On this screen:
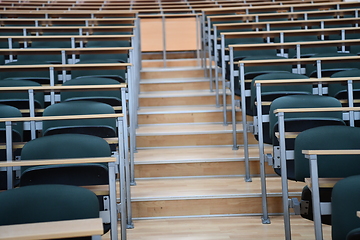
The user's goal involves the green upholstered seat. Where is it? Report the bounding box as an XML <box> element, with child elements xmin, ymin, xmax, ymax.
<box><xmin>42</xmin><ymin>101</ymin><xmax>116</xmax><ymax>138</ymax></box>
<box><xmin>0</xmin><ymin>104</ymin><xmax>23</xmax><ymax>190</ymax></box>
<box><xmin>332</xmin><ymin>175</ymin><xmax>360</xmax><ymax>240</ymax></box>
<box><xmin>328</xmin><ymin>68</ymin><xmax>360</xmax><ymax>106</ymax></box>
<box><xmin>1</xmin><ymin>61</ymin><xmax>53</xmax><ymax>84</ymax></box>
<box><xmin>251</xmin><ymin>72</ymin><xmax>312</xmax><ymax>144</ymax></box>
<box><xmin>0</xmin><ymin>79</ymin><xmax>44</xmax><ymax>110</ymax></box>
<box><xmin>19</xmin><ymin>133</ymin><xmax>112</xmax><ymax>233</ymax></box>
<box><xmin>269</xmin><ymin>95</ymin><xmax>345</xmax><ymax>180</ymax></box>
<box><xmin>70</xmin><ymin>59</ymin><xmax>126</xmax><ymax>83</ymax></box>
<box><xmin>61</xmin><ymin>77</ymin><xmax>122</xmax><ymax>106</ymax></box>
<box><xmin>20</xmin><ymin>133</ymin><xmax>111</xmax><ymax>186</ymax></box>
<box><xmin>295</xmin><ymin>125</ymin><xmax>360</xmax><ymax>226</ymax></box>
<box><xmin>306</xmin><ymin>52</ymin><xmax>359</xmax><ymax>78</ymax></box>
<box><xmin>294</xmin><ymin>125</ymin><xmax>360</xmax><ymax>181</ymax></box>
<box><xmin>0</xmin><ymin>184</ymin><xmax>99</xmax><ymax>240</ymax></box>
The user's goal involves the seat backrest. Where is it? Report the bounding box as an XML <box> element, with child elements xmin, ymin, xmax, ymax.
<box><xmin>1</xmin><ymin>61</ymin><xmax>53</xmax><ymax>84</ymax></box>
<box><xmin>0</xmin><ymin>104</ymin><xmax>23</xmax><ymax>143</ymax></box>
<box><xmin>70</xmin><ymin>59</ymin><xmax>126</xmax><ymax>82</ymax></box>
<box><xmin>61</xmin><ymin>77</ymin><xmax>121</xmax><ymax>106</ymax></box>
<box><xmin>0</xmin><ymin>184</ymin><xmax>99</xmax><ymax>225</ymax></box>
<box><xmin>306</xmin><ymin>52</ymin><xmax>359</xmax><ymax>77</ymax></box>
<box><xmin>251</xmin><ymin>72</ymin><xmax>313</xmax><ymax>145</ymax></box>
<box><xmin>0</xmin><ymin>104</ymin><xmax>23</xmax><ymax>190</ymax></box>
<box><xmin>0</xmin><ymin>79</ymin><xmax>44</xmax><ymax>109</ymax></box>
<box><xmin>294</xmin><ymin>125</ymin><xmax>360</xmax><ymax>182</ymax></box>
<box><xmin>42</xmin><ymin>100</ymin><xmax>116</xmax><ymax>138</ymax></box>
<box><xmin>269</xmin><ymin>95</ymin><xmax>345</xmax><ymax>147</ymax></box>
<box><xmin>285</xmin><ymin>35</ymin><xmax>338</xmax><ymax>58</ymax></box>
<box><xmin>20</xmin><ymin>133</ymin><xmax>111</xmax><ymax>186</ymax></box>
<box><xmin>225</xmin><ymin>55</ymin><xmax>292</xmax><ymax>83</ymax></box>
<box><xmin>242</xmin><ymin>55</ymin><xmax>293</xmax><ymax>78</ymax></box>
<box><xmin>16</xmin><ymin>40</ymin><xmax>71</xmax><ymax>63</ymax></box>
<box><xmin>332</xmin><ymin>175</ymin><xmax>360</xmax><ymax>240</ymax></box>
<box><xmin>328</xmin><ymin>68</ymin><xmax>360</xmax><ymax>102</ymax></box>
<box><xmin>250</xmin><ymin>72</ymin><xmax>312</xmax><ymax>114</ymax></box>
<box><xmin>81</xmin><ymin>40</ymin><xmax>130</xmax><ymax>62</ymax></box>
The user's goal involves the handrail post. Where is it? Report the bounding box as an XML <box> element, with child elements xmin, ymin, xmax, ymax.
<box><xmin>278</xmin><ymin>111</ymin><xmax>291</xmax><ymax>239</ymax></box>
<box><xmin>256</xmin><ymin>82</ymin><xmax>270</xmax><ymax>224</ymax></box>
<box><xmin>6</xmin><ymin>121</ymin><xmax>13</xmax><ymax>190</ymax></box>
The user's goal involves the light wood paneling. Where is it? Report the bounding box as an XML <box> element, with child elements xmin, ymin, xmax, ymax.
<box><xmin>132</xmin><ymin>196</ymin><xmax>287</xmax><ymax>218</ymax></box>
<box><xmin>142</xmin><ymin>51</ymin><xmax>198</xmax><ymax>60</ymax></box>
<box><xmin>165</xmin><ymin>17</ymin><xmax>199</xmax><ymax>51</ymax></box>
<box><xmin>138</xmin><ymin>111</ymin><xmax>232</xmax><ymax>124</ymax></box>
<box><xmin>140</xmin><ymin>80</ymin><xmax>210</xmax><ymax>92</ymax></box>
<box><xmin>140</xmin><ymin>18</ymin><xmax>163</xmax><ymax>52</ymax></box>
<box><xmin>139</xmin><ymin>95</ymin><xmax>231</xmax><ymax>107</ymax></box>
<box><xmin>136</xmin><ymin>132</ymin><xmax>258</xmax><ymax>147</ymax></box>
<box><xmin>140</xmin><ymin>17</ymin><xmax>198</xmax><ymax>52</ymax></box>
<box><xmin>142</xmin><ymin>59</ymin><xmax>201</xmax><ymax>68</ymax></box>
<box><xmin>135</xmin><ymin>161</ymin><xmax>275</xmax><ymax>178</ymax></box>
<box><xmin>134</xmin><ymin>146</ymin><xmax>270</xmax><ymax>164</ymax></box>
<box><xmin>132</xmin><ymin>177</ymin><xmax>303</xmax><ymax>200</ymax></box>
<box><xmin>140</xmin><ymin>69</ymin><xmax>205</xmax><ymax>79</ymax></box>
<box><xmin>116</xmin><ymin>216</ymin><xmax>331</xmax><ymax>240</ymax></box>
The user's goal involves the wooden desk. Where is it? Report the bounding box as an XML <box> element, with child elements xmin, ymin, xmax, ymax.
<box><xmin>305</xmin><ymin>177</ymin><xmax>343</xmax><ymax>189</ymax></box>
<box><xmin>0</xmin><ymin>218</ymin><xmax>103</xmax><ymax>240</ymax></box>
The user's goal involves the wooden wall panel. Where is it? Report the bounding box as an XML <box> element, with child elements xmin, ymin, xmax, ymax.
<box><xmin>140</xmin><ymin>18</ymin><xmax>163</xmax><ymax>52</ymax></box>
<box><xmin>140</xmin><ymin>17</ymin><xmax>199</xmax><ymax>52</ymax></box>
<box><xmin>165</xmin><ymin>17</ymin><xmax>198</xmax><ymax>51</ymax></box>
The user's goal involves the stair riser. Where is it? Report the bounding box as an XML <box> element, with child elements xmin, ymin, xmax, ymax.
<box><xmin>140</xmin><ymin>81</ymin><xmax>214</xmax><ymax>92</ymax></box>
<box><xmin>142</xmin><ymin>59</ymin><xmax>202</xmax><ymax>68</ymax></box>
<box><xmin>142</xmin><ymin>52</ymin><xmax>198</xmax><ymax>60</ymax></box>
<box><xmin>132</xmin><ymin>196</ymin><xmax>298</xmax><ymax>218</ymax></box>
<box><xmin>138</xmin><ymin>111</ymin><xmax>248</xmax><ymax>124</ymax></box>
<box><xmin>139</xmin><ymin>95</ymin><xmax>231</xmax><ymax>107</ymax></box>
<box><xmin>136</xmin><ymin>133</ymin><xmax>258</xmax><ymax>148</ymax></box>
<box><xmin>141</xmin><ymin>69</ymin><xmax>206</xmax><ymax>79</ymax></box>
<box><xmin>135</xmin><ymin>161</ymin><xmax>275</xmax><ymax>178</ymax></box>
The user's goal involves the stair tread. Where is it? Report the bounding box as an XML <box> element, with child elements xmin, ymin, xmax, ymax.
<box><xmin>140</xmin><ymin>77</ymin><xmax>209</xmax><ymax>84</ymax></box>
<box><xmin>135</xmin><ymin>146</ymin><xmax>271</xmax><ymax>164</ymax></box>
<box><xmin>139</xmin><ymin>89</ymin><xmax>221</xmax><ymax>98</ymax></box>
<box><xmin>136</xmin><ymin>123</ymin><xmax>243</xmax><ymax>135</ymax></box>
<box><xmin>131</xmin><ymin>177</ymin><xmax>304</xmax><ymax>200</ymax></box>
<box><xmin>141</xmin><ymin>66</ymin><xmax>203</xmax><ymax>72</ymax></box>
<box><xmin>124</xmin><ymin>216</ymin><xmax>331</xmax><ymax>240</ymax></box>
<box><xmin>138</xmin><ymin>105</ymin><xmax>230</xmax><ymax>114</ymax></box>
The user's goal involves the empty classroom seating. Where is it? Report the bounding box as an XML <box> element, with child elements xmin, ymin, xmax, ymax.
<box><xmin>2</xmin><ymin>1</ymin><xmax>360</xmax><ymax>240</ymax></box>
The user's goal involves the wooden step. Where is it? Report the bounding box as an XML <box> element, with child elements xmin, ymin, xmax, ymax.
<box><xmin>142</xmin><ymin>59</ymin><xmax>202</xmax><ymax>68</ymax></box>
<box><xmin>140</xmin><ymin>78</ymin><xmax>212</xmax><ymax>92</ymax></box>
<box><xmin>141</xmin><ymin>51</ymin><xmax>198</xmax><ymax>60</ymax></box>
<box><xmin>138</xmin><ymin>90</ymin><xmax>231</xmax><ymax>107</ymax></box>
<box><xmin>141</xmin><ymin>67</ymin><xmax>206</xmax><ymax>79</ymax></box>
<box><xmin>136</xmin><ymin>123</ymin><xmax>258</xmax><ymax>148</ymax></box>
<box><xmin>131</xmin><ymin>176</ymin><xmax>304</xmax><ymax>218</ymax></box>
<box><xmin>134</xmin><ymin>146</ymin><xmax>275</xmax><ymax>178</ymax></box>
<box><xmin>103</xmin><ymin>215</ymin><xmax>332</xmax><ymax>240</ymax></box>
<box><xmin>137</xmin><ymin>106</ymin><xmax>249</xmax><ymax>125</ymax></box>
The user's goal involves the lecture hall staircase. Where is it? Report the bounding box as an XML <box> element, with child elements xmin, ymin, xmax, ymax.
<box><xmin>130</xmin><ymin>52</ymin><xmax>305</xmax><ymax>221</ymax></box>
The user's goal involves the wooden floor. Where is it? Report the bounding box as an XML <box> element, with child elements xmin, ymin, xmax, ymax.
<box><xmin>102</xmin><ymin>215</ymin><xmax>331</xmax><ymax>240</ymax></box>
